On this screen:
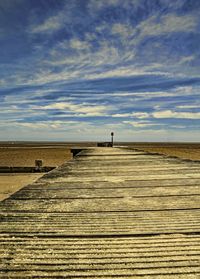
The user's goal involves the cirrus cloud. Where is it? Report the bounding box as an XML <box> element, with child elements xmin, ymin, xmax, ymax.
<box><xmin>153</xmin><ymin>110</ymin><xmax>200</xmax><ymax>119</ymax></box>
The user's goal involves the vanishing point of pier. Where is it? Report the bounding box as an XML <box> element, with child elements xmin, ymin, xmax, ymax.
<box><xmin>0</xmin><ymin>147</ymin><xmax>200</xmax><ymax>278</ymax></box>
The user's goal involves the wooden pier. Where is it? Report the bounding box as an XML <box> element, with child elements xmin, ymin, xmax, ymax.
<box><xmin>0</xmin><ymin>147</ymin><xmax>200</xmax><ymax>278</ymax></box>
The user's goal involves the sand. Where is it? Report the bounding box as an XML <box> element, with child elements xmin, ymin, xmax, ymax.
<box><xmin>0</xmin><ymin>146</ymin><xmax>73</xmax><ymax>201</ymax></box>
<box><xmin>0</xmin><ymin>173</ymin><xmax>43</xmax><ymax>201</ymax></box>
<box><xmin>0</xmin><ymin>147</ymin><xmax>72</xmax><ymax>167</ymax></box>
<box><xmin>131</xmin><ymin>143</ymin><xmax>200</xmax><ymax>160</ymax></box>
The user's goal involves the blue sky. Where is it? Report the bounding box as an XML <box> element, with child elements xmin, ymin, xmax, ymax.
<box><xmin>0</xmin><ymin>0</ymin><xmax>200</xmax><ymax>141</ymax></box>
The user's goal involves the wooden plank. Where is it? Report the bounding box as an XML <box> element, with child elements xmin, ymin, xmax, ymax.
<box><xmin>11</xmin><ymin>185</ymin><xmax>200</xmax><ymax>199</ymax></box>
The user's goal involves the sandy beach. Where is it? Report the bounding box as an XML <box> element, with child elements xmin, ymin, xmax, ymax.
<box><xmin>0</xmin><ymin>145</ymin><xmax>73</xmax><ymax>201</ymax></box>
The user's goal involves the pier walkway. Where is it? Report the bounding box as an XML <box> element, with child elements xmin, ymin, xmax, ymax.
<box><xmin>1</xmin><ymin>147</ymin><xmax>200</xmax><ymax>278</ymax></box>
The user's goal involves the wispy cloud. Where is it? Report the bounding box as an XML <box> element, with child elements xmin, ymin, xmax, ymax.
<box><xmin>16</xmin><ymin>120</ymin><xmax>81</xmax><ymax>129</ymax></box>
<box><xmin>112</xmin><ymin>112</ymin><xmax>149</xmax><ymax>118</ymax></box>
<box><xmin>111</xmin><ymin>23</ymin><xmax>134</xmax><ymax>39</ymax></box>
<box><xmin>138</xmin><ymin>14</ymin><xmax>197</xmax><ymax>39</ymax></box>
<box><xmin>177</xmin><ymin>105</ymin><xmax>200</xmax><ymax>109</ymax></box>
<box><xmin>33</xmin><ymin>102</ymin><xmax>111</xmax><ymax>117</ymax></box>
<box><xmin>30</xmin><ymin>15</ymin><xmax>63</xmax><ymax>34</ymax></box>
<box><xmin>123</xmin><ymin>120</ymin><xmax>165</xmax><ymax>128</ymax></box>
<box><xmin>70</xmin><ymin>39</ymin><xmax>91</xmax><ymax>51</ymax></box>
<box><xmin>153</xmin><ymin>110</ymin><xmax>200</xmax><ymax>119</ymax></box>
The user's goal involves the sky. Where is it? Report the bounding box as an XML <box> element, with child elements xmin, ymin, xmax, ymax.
<box><xmin>0</xmin><ymin>0</ymin><xmax>200</xmax><ymax>142</ymax></box>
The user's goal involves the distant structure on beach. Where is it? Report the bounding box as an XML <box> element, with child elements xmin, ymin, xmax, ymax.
<box><xmin>97</xmin><ymin>142</ymin><xmax>112</xmax><ymax>147</ymax></box>
<box><xmin>97</xmin><ymin>132</ymin><xmax>114</xmax><ymax>147</ymax></box>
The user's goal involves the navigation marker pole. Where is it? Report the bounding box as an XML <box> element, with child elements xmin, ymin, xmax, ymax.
<box><xmin>111</xmin><ymin>132</ymin><xmax>114</xmax><ymax>147</ymax></box>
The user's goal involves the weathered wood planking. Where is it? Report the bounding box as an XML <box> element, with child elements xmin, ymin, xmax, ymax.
<box><xmin>0</xmin><ymin>147</ymin><xmax>200</xmax><ymax>278</ymax></box>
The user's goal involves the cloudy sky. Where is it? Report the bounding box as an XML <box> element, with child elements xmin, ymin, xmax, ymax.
<box><xmin>0</xmin><ymin>0</ymin><xmax>200</xmax><ymax>141</ymax></box>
